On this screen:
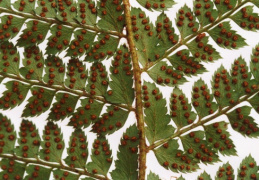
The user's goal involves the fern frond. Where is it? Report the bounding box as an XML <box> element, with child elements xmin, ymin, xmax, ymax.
<box><xmin>0</xmin><ymin>114</ymin><xmax>140</xmax><ymax>180</ymax></box>
<box><xmin>146</xmin><ymin>44</ymin><xmax>259</xmax><ymax>174</ymax></box>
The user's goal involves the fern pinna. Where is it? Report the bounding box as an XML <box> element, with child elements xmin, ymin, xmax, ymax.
<box><xmin>0</xmin><ymin>0</ymin><xmax>258</xmax><ymax>179</ymax></box>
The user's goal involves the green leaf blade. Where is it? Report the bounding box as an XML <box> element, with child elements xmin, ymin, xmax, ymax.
<box><xmin>209</xmin><ymin>21</ymin><xmax>247</xmax><ymax>49</ymax></box>
<box><xmin>176</xmin><ymin>5</ymin><xmax>199</xmax><ymax>39</ymax></box>
<box><xmin>226</xmin><ymin>106</ymin><xmax>259</xmax><ymax>137</ymax></box>
<box><xmin>192</xmin><ymin>79</ymin><xmax>218</xmax><ymax>118</ymax></box>
<box><xmin>65</xmin><ymin>129</ymin><xmax>88</xmax><ymax>169</ymax></box>
<box><xmin>136</xmin><ymin>0</ymin><xmax>175</xmax><ymax>11</ymax></box>
<box><xmin>147</xmin><ymin>172</ymin><xmax>161</xmax><ymax>180</ymax></box>
<box><xmin>65</xmin><ymin>59</ymin><xmax>88</xmax><ymax>90</ymax></box>
<box><xmin>97</xmin><ymin>0</ymin><xmax>125</xmax><ymax>32</ymax></box>
<box><xmin>86</xmin><ymin>137</ymin><xmax>112</xmax><ymax>176</ymax></box>
<box><xmin>231</xmin><ymin>6</ymin><xmax>259</xmax><ymax>32</ymax></box>
<box><xmin>39</xmin><ymin>122</ymin><xmax>65</xmax><ymax>163</ymax></box>
<box><xmin>154</xmin><ymin>139</ymin><xmax>199</xmax><ymax>173</ymax></box>
<box><xmin>0</xmin><ymin>15</ymin><xmax>24</xmax><ymax>41</ymax></box>
<box><xmin>68</xmin><ymin>98</ymin><xmax>104</xmax><ymax>129</ymax></box>
<box><xmin>187</xmin><ymin>35</ymin><xmax>221</xmax><ymax>62</ymax></box>
<box><xmin>43</xmin><ymin>55</ymin><xmax>66</xmax><ymax>86</ymax></box>
<box><xmin>17</xmin><ymin>20</ymin><xmax>50</xmax><ymax>47</ymax></box>
<box><xmin>0</xmin><ymin>114</ymin><xmax>16</xmax><ymax>154</ymax></box>
<box><xmin>0</xmin><ymin>159</ymin><xmax>25</xmax><ymax>180</ymax></box>
<box><xmin>15</xmin><ymin>120</ymin><xmax>41</xmax><ymax>159</ymax></box>
<box><xmin>250</xmin><ymin>43</ymin><xmax>259</xmax><ymax>82</ymax></box>
<box><xmin>147</xmin><ymin>61</ymin><xmax>187</xmax><ymax>87</ymax></box>
<box><xmin>22</xmin><ymin>87</ymin><xmax>56</xmax><ymax>118</ymax></box>
<box><xmin>143</xmin><ymin>82</ymin><xmax>175</xmax><ymax>144</ymax></box>
<box><xmin>24</xmin><ymin>164</ymin><xmax>51</xmax><ymax>180</ymax></box>
<box><xmin>105</xmin><ymin>45</ymin><xmax>134</xmax><ymax>105</ymax></box>
<box><xmin>0</xmin><ymin>42</ymin><xmax>20</xmax><ymax>76</ymax></box>
<box><xmin>0</xmin><ymin>81</ymin><xmax>30</xmax><ymax>110</ymax></box>
<box><xmin>237</xmin><ymin>155</ymin><xmax>259</xmax><ymax>180</ymax></box>
<box><xmin>92</xmin><ymin>106</ymin><xmax>130</xmax><ymax>135</ymax></box>
<box><xmin>204</xmin><ymin>121</ymin><xmax>237</xmax><ymax>156</ymax></box>
<box><xmin>111</xmin><ymin>125</ymin><xmax>139</xmax><ymax>180</ymax></box>
<box><xmin>48</xmin><ymin>93</ymin><xmax>79</xmax><ymax>121</ymax></box>
<box><xmin>170</xmin><ymin>87</ymin><xmax>197</xmax><ymax>128</ymax></box>
<box><xmin>215</xmin><ymin>162</ymin><xmax>235</xmax><ymax>180</ymax></box>
<box><xmin>20</xmin><ymin>46</ymin><xmax>44</xmax><ymax>81</ymax></box>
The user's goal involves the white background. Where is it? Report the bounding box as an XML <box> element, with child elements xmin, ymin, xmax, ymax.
<box><xmin>1</xmin><ymin>0</ymin><xmax>259</xmax><ymax>179</ymax></box>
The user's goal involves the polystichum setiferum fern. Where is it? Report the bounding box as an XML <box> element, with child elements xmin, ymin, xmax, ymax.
<box><xmin>0</xmin><ymin>0</ymin><xmax>258</xmax><ymax>179</ymax></box>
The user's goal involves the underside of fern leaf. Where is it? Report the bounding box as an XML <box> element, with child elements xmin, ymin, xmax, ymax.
<box><xmin>0</xmin><ymin>0</ymin><xmax>258</xmax><ymax>179</ymax></box>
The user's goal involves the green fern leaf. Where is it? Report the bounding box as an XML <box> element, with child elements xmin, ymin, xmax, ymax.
<box><xmin>66</xmin><ymin>29</ymin><xmax>96</xmax><ymax>57</ymax></box>
<box><xmin>231</xmin><ymin>6</ymin><xmax>259</xmax><ymax>31</ymax></box>
<box><xmin>86</xmin><ymin>137</ymin><xmax>112</xmax><ymax>176</ymax></box>
<box><xmin>86</xmin><ymin>62</ymin><xmax>109</xmax><ymax>96</ymax></box>
<box><xmin>17</xmin><ymin>20</ymin><xmax>50</xmax><ymax>47</ymax></box>
<box><xmin>214</xmin><ymin>0</ymin><xmax>237</xmax><ymax>16</ymax></box>
<box><xmin>180</xmin><ymin>131</ymin><xmax>219</xmax><ymax>164</ymax></box>
<box><xmin>97</xmin><ymin>0</ymin><xmax>124</xmax><ymax>32</ymax></box>
<box><xmin>154</xmin><ymin>139</ymin><xmax>199</xmax><ymax>173</ymax></box>
<box><xmin>250</xmin><ymin>43</ymin><xmax>259</xmax><ymax>82</ymax></box>
<box><xmin>0</xmin><ymin>81</ymin><xmax>30</xmax><ymax>110</ymax></box>
<box><xmin>237</xmin><ymin>155</ymin><xmax>259</xmax><ymax>180</ymax></box>
<box><xmin>192</xmin><ymin>79</ymin><xmax>218</xmax><ymax>118</ymax></box>
<box><xmin>105</xmin><ymin>45</ymin><xmax>134</xmax><ymax>105</ymax></box>
<box><xmin>215</xmin><ymin>162</ymin><xmax>235</xmax><ymax>180</ymax></box>
<box><xmin>68</xmin><ymin>98</ymin><xmax>104</xmax><ymax>129</ymax></box>
<box><xmin>176</xmin><ymin>5</ymin><xmax>199</xmax><ymax>39</ymax></box>
<box><xmin>0</xmin><ymin>159</ymin><xmax>25</xmax><ymax>180</ymax></box>
<box><xmin>211</xmin><ymin>65</ymin><xmax>237</xmax><ymax>107</ymax></box>
<box><xmin>142</xmin><ymin>82</ymin><xmax>175</xmax><ymax>144</ymax></box>
<box><xmin>197</xmin><ymin>172</ymin><xmax>212</xmax><ymax>180</ymax></box>
<box><xmin>194</xmin><ymin>0</ymin><xmax>218</xmax><ymax>27</ymax></box>
<box><xmin>167</xmin><ymin>50</ymin><xmax>207</xmax><ymax>77</ymax></box>
<box><xmin>226</xmin><ymin>106</ymin><xmax>259</xmax><ymax>137</ymax></box>
<box><xmin>85</xmin><ymin>34</ymin><xmax>120</xmax><ymax>61</ymax></box>
<box><xmin>147</xmin><ymin>172</ymin><xmax>161</xmax><ymax>180</ymax></box>
<box><xmin>131</xmin><ymin>8</ymin><xmax>163</xmax><ymax>66</ymax></box>
<box><xmin>15</xmin><ymin>120</ymin><xmax>41</xmax><ymax>158</ymax></box>
<box><xmin>19</xmin><ymin>46</ymin><xmax>44</xmax><ymax>81</ymax></box>
<box><xmin>64</xmin><ymin>129</ymin><xmax>88</xmax><ymax>169</ymax></box>
<box><xmin>0</xmin><ymin>15</ymin><xmax>24</xmax><ymax>41</ymax></box>
<box><xmin>56</xmin><ymin>0</ymin><xmax>77</xmax><ymax>22</ymax></box>
<box><xmin>249</xmin><ymin>93</ymin><xmax>259</xmax><ymax>114</ymax></box>
<box><xmin>170</xmin><ymin>87</ymin><xmax>197</xmax><ymax>128</ymax></box>
<box><xmin>209</xmin><ymin>21</ymin><xmax>247</xmax><ymax>49</ymax></box>
<box><xmin>24</xmin><ymin>164</ymin><xmax>51</xmax><ymax>180</ymax></box>
<box><xmin>13</xmin><ymin>0</ymin><xmax>36</xmax><ymax>13</ymax></box>
<box><xmin>176</xmin><ymin>176</ymin><xmax>185</xmax><ymax>180</ymax></box>
<box><xmin>111</xmin><ymin>125</ymin><xmax>139</xmax><ymax>180</ymax></box>
<box><xmin>187</xmin><ymin>35</ymin><xmax>221</xmax><ymax>62</ymax></box>
<box><xmin>204</xmin><ymin>121</ymin><xmax>237</xmax><ymax>156</ymax></box>
<box><xmin>76</xmin><ymin>0</ymin><xmax>97</xmax><ymax>26</ymax></box>
<box><xmin>0</xmin><ymin>0</ymin><xmax>10</xmax><ymax>8</ymax></box>
<box><xmin>136</xmin><ymin>0</ymin><xmax>175</xmax><ymax>11</ymax></box>
<box><xmin>22</xmin><ymin>87</ymin><xmax>56</xmax><ymax>117</ymax></box>
<box><xmin>0</xmin><ymin>114</ymin><xmax>16</xmax><ymax>154</ymax></box>
<box><xmin>147</xmin><ymin>61</ymin><xmax>187</xmax><ymax>87</ymax></box>
<box><xmin>46</xmin><ymin>24</ymin><xmax>73</xmax><ymax>55</ymax></box>
<box><xmin>0</xmin><ymin>42</ymin><xmax>20</xmax><ymax>75</ymax></box>
<box><xmin>156</xmin><ymin>13</ymin><xmax>178</xmax><ymax>51</ymax></box>
<box><xmin>65</xmin><ymin>59</ymin><xmax>88</xmax><ymax>90</ymax></box>
<box><xmin>92</xmin><ymin>106</ymin><xmax>130</xmax><ymax>135</ymax></box>
<box><xmin>53</xmin><ymin>169</ymin><xmax>80</xmax><ymax>180</ymax></box>
<box><xmin>48</xmin><ymin>93</ymin><xmax>79</xmax><ymax>121</ymax></box>
<box><xmin>39</xmin><ymin>122</ymin><xmax>65</xmax><ymax>163</ymax></box>
<box><xmin>35</xmin><ymin>0</ymin><xmax>56</xmax><ymax>18</ymax></box>
<box><xmin>43</xmin><ymin>56</ymin><xmax>66</xmax><ymax>86</ymax></box>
